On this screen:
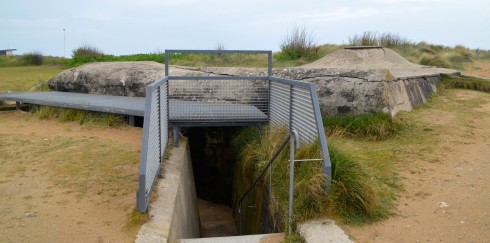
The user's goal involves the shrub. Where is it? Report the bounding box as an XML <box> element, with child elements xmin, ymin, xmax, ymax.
<box><xmin>73</xmin><ymin>44</ymin><xmax>104</xmax><ymax>57</ymax></box>
<box><xmin>70</xmin><ymin>44</ymin><xmax>112</xmax><ymax>67</ymax></box>
<box><xmin>276</xmin><ymin>26</ymin><xmax>319</xmax><ymax>61</ymax></box>
<box><xmin>22</xmin><ymin>51</ymin><xmax>44</xmax><ymax>65</ymax></box>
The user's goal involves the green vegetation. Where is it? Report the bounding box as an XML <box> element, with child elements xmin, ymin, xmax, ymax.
<box><xmin>0</xmin><ymin>55</ymin><xmax>68</xmax><ymax>67</ymax></box>
<box><xmin>348</xmin><ymin>31</ymin><xmax>412</xmax><ymax>48</ymax></box>
<box><xmin>233</xmin><ymin>125</ymin><xmax>398</xmax><ymax>231</ymax></box>
<box><xmin>323</xmin><ymin>112</ymin><xmax>406</xmax><ymax>140</ymax></box>
<box><xmin>439</xmin><ymin>75</ymin><xmax>490</xmax><ymax>93</ymax></box>
<box><xmin>0</xmin><ymin>65</ymin><xmax>66</xmax><ymax>92</ymax></box>
<box><xmin>275</xmin><ymin>26</ymin><xmax>319</xmax><ymax>61</ymax></box>
<box><xmin>22</xmin><ymin>51</ymin><xmax>44</xmax><ymax>65</ymax></box>
<box><xmin>31</xmin><ymin>106</ymin><xmax>125</xmax><ymax>127</ymax></box>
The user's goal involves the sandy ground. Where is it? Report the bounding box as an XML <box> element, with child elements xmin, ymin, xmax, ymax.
<box><xmin>345</xmin><ymin>89</ymin><xmax>490</xmax><ymax>242</ymax></box>
<box><xmin>464</xmin><ymin>60</ymin><xmax>490</xmax><ymax>79</ymax></box>
<box><xmin>0</xmin><ymin>112</ymin><xmax>142</xmax><ymax>242</ymax></box>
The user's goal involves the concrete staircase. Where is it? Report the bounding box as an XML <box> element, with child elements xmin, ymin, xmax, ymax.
<box><xmin>179</xmin><ymin>233</ymin><xmax>283</xmax><ymax>243</ymax></box>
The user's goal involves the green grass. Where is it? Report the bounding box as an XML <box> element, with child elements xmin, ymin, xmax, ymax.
<box><xmin>439</xmin><ymin>75</ymin><xmax>490</xmax><ymax>93</ymax></box>
<box><xmin>323</xmin><ymin>112</ymin><xmax>406</xmax><ymax>140</ymax></box>
<box><xmin>31</xmin><ymin>106</ymin><xmax>125</xmax><ymax>127</ymax></box>
<box><xmin>0</xmin><ymin>66</ymin><xmax>66</xmax><ymax>92</ymax></box>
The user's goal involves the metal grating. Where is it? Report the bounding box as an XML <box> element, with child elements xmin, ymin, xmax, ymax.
<box><xmin>137</xmin><ymin>78</ymin><xmax>168</xmax><ymax>212</ymax></box>
<box><xmin>168</xmin><ymin>78</ymin><xmax>269</xmax><ymax>123</ymax></box>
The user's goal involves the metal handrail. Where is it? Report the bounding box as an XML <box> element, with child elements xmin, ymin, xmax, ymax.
<box><xmin>235</xmin><ymin>133</ymin><xmax>290</xmax><ymax>235</ymax></box>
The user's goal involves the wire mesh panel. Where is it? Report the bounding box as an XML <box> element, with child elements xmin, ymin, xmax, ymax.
<box><xmin>137</xmin><ymin>78</ymin><xmax>168</xmax><ymax>212</ymax></box>
<box><xmin>168</xmin><ymin>77</ymin><xmax>269</xmax><ymax>123</ymax></box>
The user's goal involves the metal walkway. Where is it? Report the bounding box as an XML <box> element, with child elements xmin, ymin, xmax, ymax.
<box><xmin>0</xmin><ymin>91</ymin><xmax>268</xmax><ymax>126</ymax></box>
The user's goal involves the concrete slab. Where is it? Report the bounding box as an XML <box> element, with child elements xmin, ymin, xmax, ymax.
<box><xmin>298</xmin><ymin>219</ymin><xmax>353</xmax><ymax>243</ymax></box>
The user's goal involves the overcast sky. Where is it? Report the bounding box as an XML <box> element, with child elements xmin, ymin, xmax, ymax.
<box><xmin>1</xmin><ymin>0</ymin><xmax>489</xmax><ymax>57</ymax></box>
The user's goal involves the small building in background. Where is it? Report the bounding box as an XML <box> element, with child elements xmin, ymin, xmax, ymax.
<box><xmin>0</xmin><ymin>49</ymin><xmax>17</xmax><ymax>56</ymax></box>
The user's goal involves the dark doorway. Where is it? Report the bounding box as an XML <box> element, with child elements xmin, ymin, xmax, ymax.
<box><xmin>185</xmin><ymin>127</ymin><xmax>240</xmax><ymax>237</ymax></box>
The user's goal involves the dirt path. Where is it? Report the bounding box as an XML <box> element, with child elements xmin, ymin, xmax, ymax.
<box><xmin>345</xmin><ymin>89</ymin><xmax>490</xmax><ymax>242</ymax></box>
<box><xmin>0</xmin><ymin>112</ymin><xmax>142</xmax><ymax>242</ymax></box>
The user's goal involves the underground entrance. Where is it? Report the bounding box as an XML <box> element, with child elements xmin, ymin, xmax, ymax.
<box><xmin>185</xmin><ymin>127</ymin><xmax>242</xmax><ymax>237</ymax></box>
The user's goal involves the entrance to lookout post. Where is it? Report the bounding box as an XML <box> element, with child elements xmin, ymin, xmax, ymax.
<box><xmin>185</xmin><ymin>127</ymin><xmax>240</xmax><ymax>237</ymax></box>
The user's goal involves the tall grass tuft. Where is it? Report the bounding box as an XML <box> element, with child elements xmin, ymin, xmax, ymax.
<box><xmin>233</xmin><ymin>126</ymin><xmax>396</xmax><ymax>230</ymax></box>
<box><xmin>348</xmin><ymin>32</ymin><xmax>413</xmax><ymax>48</ymax></box>
<box><xmin>22</xmin><ymin>51</ymin><xmax>44</xmax><ymax>65</ymax></box>
<box><xmin>275</xmin><ymin>26</ymin><xmax>319</xmax><ymax>61</ymax></box>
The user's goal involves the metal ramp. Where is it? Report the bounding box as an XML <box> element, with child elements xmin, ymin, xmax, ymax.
<box><xmin>0</xmin><ymin>92</ymin><xmax>268</xmax><ymax>126</ymax></box>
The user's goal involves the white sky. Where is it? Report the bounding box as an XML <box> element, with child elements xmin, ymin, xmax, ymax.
<box><xmin>1</xmin><ymin>0</ymin><xmax>489</xmax><ymax>57</ymax></box>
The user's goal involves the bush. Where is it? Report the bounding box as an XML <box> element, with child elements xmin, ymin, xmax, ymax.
<box><xmin>276</xmin><ymin>26</ymin><xmax>319</xmax><ymax>61</ymax></box>
<box><xmin>22</xmin><ymin>51</ymin><xmax>44</xmax><ymax>65</ymax></box>
<box><xmin>70</xmin><ymin>44</ymin><xmax>115</xmax><ymax>67</ymax></box>
<box><xmin>73</xmin><ymin>44</ymin><xmax>104</xmax><ymax>57</ymax></box>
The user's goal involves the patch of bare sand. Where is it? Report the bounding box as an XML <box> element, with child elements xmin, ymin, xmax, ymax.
<box><xmin>344</xmin><ymin>90</ymin><xmax>490</xmax><ymax>242</ymax></box>
<box><xmin>0</xmin><ymin>111</ymin><xmax>142</xmax><ymax>242</ymax></box>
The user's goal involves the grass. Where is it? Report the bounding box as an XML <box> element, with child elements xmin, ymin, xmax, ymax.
<box><xmin>31</xmin><ymin>106</ymin><xmax>125</xmax><ymax>127</ymax></box>
<box><xmin>0</xmin><ymin>133</ymin><xmax>140</xmax><ymax>201</ymax></box>
<box><xmin>323</xmin><ymin>112</ymin><xmax>406</xmax><ymax>140</ymax></box>
<box><xmin>439</xmin><ymin>75</ymin><xmax>490</xmax><ymax>93</ymax></box>
<box><xmin>0</xmin><ymin>65</ymin><xmax>66</xmax><ymax>92</ymax></box>
<box><xmin>233</xmin><ymin>125</ymin><xmax>399</xmax><ymax>233</ymax></box>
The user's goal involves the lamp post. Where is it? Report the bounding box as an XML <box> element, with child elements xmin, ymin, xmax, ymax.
<box><xmin>62</xmin><ymin>28</ymin><xmax>66</xmax><ymax>58</ymax></box>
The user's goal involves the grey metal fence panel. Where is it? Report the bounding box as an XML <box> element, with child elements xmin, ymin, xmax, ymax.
<box><xmin>137</xmin><ymin>78</ymin><xmax>169</xmax><ymax>212</ymax></box>
<box><xmin>269</xmin><ymin>77</ymin><xmax>332</xmax><ymax>191</ymax></box>
<box><xmin>269</xmin><ymin>81</ymin><xmax>290</xmax><ymax>127</ymax></box>
<box><xmin>291</xmin><ymin>86</ymin><xmax>318</xmax><ymax>144</ymax></box>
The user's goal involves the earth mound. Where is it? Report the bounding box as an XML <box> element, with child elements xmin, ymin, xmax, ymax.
<box><xmin>302</xmin><ymin>46</ymin><xmax>457</xmax><ymax>78</ymax></box>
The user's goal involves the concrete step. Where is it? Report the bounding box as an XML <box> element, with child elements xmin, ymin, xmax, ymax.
<box><xmin>178</xmin><ymin>233</ymin><xmax>284</xmax><ymax>243</ymax></box>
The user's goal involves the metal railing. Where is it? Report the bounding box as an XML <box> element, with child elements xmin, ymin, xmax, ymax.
<box><xmin>136</xmin><ymin>77</ymin><xmax>169</xmax><ymax>212</ymax></box>
<box><xmin>235</xmin><ymin>76</ymin><xmax>332</xmax><ymax>235</ymax></box>
<box><xmin>136</xmin><ymin>50</ymin><xmax>332</xmax><ymax>220</ymax></box>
